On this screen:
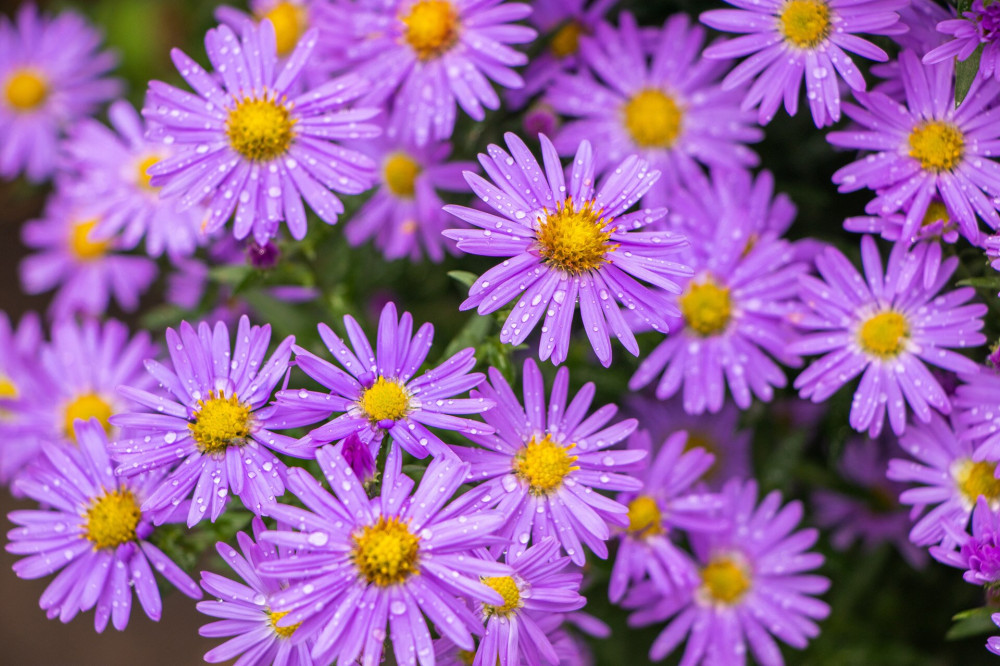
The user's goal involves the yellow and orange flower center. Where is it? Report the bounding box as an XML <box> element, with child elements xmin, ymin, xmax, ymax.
<box><xmin>384</xmin><ymin>152</ymin><xmax>421</xmax><ymax>198</ymax></box>
<box><xmin>550</xmin><ymin>21</ymin><xmax>584</xmax><ymax>58</ymax></box>
<box><xmin>258</xmin><ymin>2</ymin><xmax>307</xmax><ymax>57</ymax></box>
<box><xmin>83</xmin><ymin>489</ymin><xmax>141</xmax><ymax>550</ymax></box>
<box><xmin>513</xmin><ymin>434</ymin><xmax>579</xmax><ymax>495</ymax></box>
<box><xmin>267</xmin><ymin>609</ymin><xmax>302</xmax><ymax>639</ymax></box>
<box><xmin>623</xmin><ymin>89</ymin><xmax>683</xmax><ymax>149</ymax></box>
<box><xmin>700</xmin><ymin>554</ymin><xmax>752</xmax><ymax>605</ymax></box>
<box><xmin>360</xmin><ymin>377</ymin><xmax>411</xmax><ymax>424</ymax></box>
<box><xmin>352</xmin><ymin>516</ymin><xmax>421</xmax><ymax>586</ymax></box>
<box><xmin>536</xmin><ymin>198</ymin><xmax>617</xmax><ymax>275</ymax></box>
<box><xmin>0</xmin><ymin>376</ymin><xmax>18</xmax><ymax>400</ymax></box>
<box><xmin>909</xmin><ymin>121</ymin><xmax>964</xmax><ymax>173</ymax></box>
<box><xmin>779</xmin><ymin>0</ymin><xmax>831</xmax><ymax>49</ymax></box>
<box><xmin>482</xmin><ymin>575</ymin><xmax>521</xmax><ymax>617</ymax></box>
<box><xmin>402</xmin><ymin>0</ymin><xmax>460</xmax><ymax>60</ymax></box>
<box><xmin>679</xmin><ymin>278</ymin><xmax>732</xmax><ymax>336</ymax></box>
<box><xmin>955</xmin><ymin>459</ymin><xmax>1000</xmax><ymax>506</ymax></box>
<box><xmin>64</xmin><ymin>392</ymin><xmax>114</xmax><ymax>442</ymax></box>
<box><xmin>627</xmin><ymin>495</ymin><xmax>663</xmax><ymax>537</ymax></box>
<box><xmin>69</xmin><ymin>219</ymin><xmax>111</xmax><ymax>261</ymax></box>
<box><xmin>4</xmin><ymin>69</ymin><xmax>48</xmax><ymax>111</ymax></box>
<box><xmin>857</xmin><ymin>311</ymin><xmax>909</xmax><ymax>359</ymax></box>
<box><xmin>226</xmin><ymin>95</ymin><xmax>296</xmax><ymax>161</ymax></box>
<box><xmin>136</xmin><ymin>154</ymin><xmax>160</xmax><ymax>191</ymax></box>
<box><xmin>457</xmin><ymin>650</ymin><xmax>476</xmax><ymax>666</ymax></box>
<box><xmin>189</xmin><ymin>391</ymin><xmax>252</xmax><ymax>454</ymax></box>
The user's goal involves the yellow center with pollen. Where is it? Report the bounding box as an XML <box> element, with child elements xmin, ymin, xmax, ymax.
<box><xmin>267</xmin><ymin>610</ymin><xmax>302</xmax><ymax>639</ymax></box>
<box><xmin>0</xmin><ymin>376</ymin><xmax>16</xmax><ymax>399</ymax></box>
<box><xmin>226</xmin><ymin>95</ymin><xmax>295</xmax><ymax>161</ymax></box>
<box><xmin>189</xmin><ymin>391</ymin><xmax>252</xmax><ymax>454</ymax></box>
<box><xmin>779</xmin><ymin>0</ymin><xmax>831</xmax><ymax>49</ymax></box>
<box><xmin>5</xmin><ymin>69</ymin><xmax>47</xmax><ymax>111</ymax></box>
<box><xmin>457</xmin><ymin>650</ymin><xmax>476</xmax><ymax>666</ymax></box>
<box><xmin>627</xmin><ymin>495</ymin><xmax>663</xmax><ymax>537</ymax></box>
<box><xmin>955</xmin><ymin>459</ymin><xmax>1000</xmax><ymax>505</ymax></box>
<box><xmin>701</xmin><ymin>555</ymin><xmax>751</xmax><ymax>605</ymax></box>
<box><xmin>623</xmin><ymin>89</ymin><xmax>683</xmax><ymax>149</ymax></box>
<box><xmin>858</xmin><ymin>311</ymin><xmax>908</xmax><ymax>359</ymax></box>
<box><xmin>258</xmin><ymin>2</ymin><xmax>307</xmax><ymax>56</ymax></box>
<box><xmin>360</xmin><ymin>377</ymin><xmax>410</xmax><ymax>424</ymax></box>
<box><xmin>909</xmin><ymin>121</ymin><xmax>964</xmax><ymax>172</ymax></box>
<box><xmin>69</xmin><ymin>220</ymin><xmax>111</xmax><ymax>261</ymax></box>
<box><xmin>921</xmin><ymin>201</ymin><xmax>952</xmax><ymax>229</ymax></box>
<box><xmin>482</xmin><ymin>575</ymin><xmax>521</xmax><ymax>617</ymax></box>
<box><xmin>136</xmin><ymin>154</ymin><xmax>160</xmax><ymax>191</ymax></box>
<box><xmin>513</xmin><ymin>434</ymin><xmax>579</xmax><ymax>495</ymax></box>
<box><xmin>679</xmin><ymin>279</ymin><xmax>732</xmax><ymax>336</ymax></box>
<box><xmin>83</xmin><ymin>489</ymin><xmax>141</xmax><ymax>550</ymax></box>
<box><xmin>536</xmin><ymin>198</ymin><xmax>618</xmax><ymax>275</ymax></box>
<box><xmin>550</xmin><ymin>21</ymin><xmax>584</xmax><ymax>58</ymax></box>
<box><xmin>352</xmin><ymin>516</ymin><xmax>420</xmax><ymax>586</ymax></box>
<box><xmin>64</xmin><ymin>393</ymin><xmax>114</xmax><ymax>442</ymax></box>
<box><xmin>384</xmin><ymin>152</ymin><xmax>421</xmax><ymax>198</ymax></box>
<box><xmin>402</xmin><ymin>0</ymin><xmax>459</xmax><ymax>60</ymax></box>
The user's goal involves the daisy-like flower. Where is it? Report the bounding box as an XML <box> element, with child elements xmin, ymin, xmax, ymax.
<box><xmin>790</xmin><ymin>236</ymin><xmax>986</xmax><ymax>437</ymax></box>
<box><xmin>829</xmin><ymin>50</ymin><xmax>1000</xmax><ymax>244</ymax></box>
<box><xmin>258</xmin><ymin>444</ymin><xmax>510</xmax><ymax>666</ymax></box>
<box><xmin>844</xmin><ymin>199</ymin><xmax>961</xmax><ymax>249</ymax></box>
<box><xmin>217</xmin><ymin>0</ymin><xmax>316</xmax><ymax>60</ymax></box>
<box><xmin>274</xmin><ymin>301</ymin><xmax>493</xmax><ymax>460</ymax></box>
<box><xmin>443</xmin><ymin>132</ymin><xmax>692</xmax><ymax>368</ymax></box>
<box><xmin>548</xmin><ymin>12</ymin><xmax>761</xmax><ymax>200</ymax></box>
<box><xmin>924</xmin><ymin>1</ymin><xmax>1000</xmax><ymax>82</ymax></box>
<box><xmin>6</xmin><ymin>420</ymin><xmax>201</xmax><ymax>631</ymax></box>
<box><xmin>953</xmin><ymin>368</ymin><xmax>1000</xmax><ymax>463</ymax></box>
<box><xmin>625</xmin><ymin>479</ymin><xmax>830</xmax><ymax>665</ymax></box>
<box><xmin>930</xmin><ymin>496</ymin><xmax>1000</xmax><ymax>587</ymax></box>
<box><xmin>20</xmin><ymin>190</ymin><xmax>157</xmax><ymax>320</ymax></box>
<box><xmin>452</xmin><ymin>358</ymin><xmax>645</xmax><ymax>565</ymax></box>
<box><xmin>0</xmin><ymin>4</ymin><xmax>121</xmax><ymax>181</ymax></box>
<box><xmin>0</xmin><ymin>311</ymin><xmax>42</xmax><ymax>484</ymax></box>
<box><xmin>610</xmin><ymin>431</ymin><xmax>724</xmax><ymax>604</ymax></box>
<box><xmin>198</xmin><ymin>518</ymin><xmax>315</xmax><ymax>665</ymax></box>
<box><xmin>143</xmin><ymin>20</ymin><xmax>380</xmax><ymax>244</ymax></box>
<box><xmin>110</xmin><ymin>315</ymin><xmax>300</xmax><ymax>526</ymax></box>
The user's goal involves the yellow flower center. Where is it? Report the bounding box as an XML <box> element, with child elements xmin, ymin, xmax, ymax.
<box><xmin>482</xmin><ymin>575</ymin><xmax>521</xmax><ymax>617</ymax></box>
<box><xmin>267</xmin><ymin>609</ymin><xmax>302</xmax><ymax>639</ymax></box>
<box><xmin>685</xmin><ymin>432</ymin><xmax>719</xmax><ymax>479</ymax></box>
<box><xmin>700</xmin><ymin>555</ymin><xmax>751</xmax><ymax>605</ymax></box>
<box><xmin>513</xmin><ymin>434</ymin><xmax>579</xmax><ymax>495</ymax></box>
<box><xmin>623</xmin><ymin>89</ymin><xmax>683</xmax><ymax>149</ymax></box>
<box><xmin>858</xmin><ymin>311</ymin><xmax>908</xmax><ymax>359</ymax></box>
<box><xmin>83</xmin><ymin>489</ymin><xmax>141</xmax><ymax>550</ymax></box>
<box><xmin>402</xmin><ymin>0</ymin><xmax>459</xmax><ymax>60</ymax></box>
<box><xmin>679</xmin><ymin>279</ymin><xmax>732</xmax><ymax>336</ymax></box>
<box><xmin>779</xmin><ymin>0</ymin><xmax>831</xmax><ymax>49</ymax></box>
<box><xmin>627</xmin><ymin>495</ymin><xmax>663</xmax><ymax>537</ymax></box>
<box><xmin>69</xmin><ymin>219</ymin><xmax>111</xmax><ymax>261</ymax></box>
<box><xmin>4</xmin><ymin>69</ymin><xmax>48</xmax><ymax>111</ymax></box>
<box><xmin>384</xmin><ymin>152</ymin><xmax>421</xmax><ymax>198</ymax></box>
<box><xmin>909</xmin><ymin>121</ymin><xmax>964</xmax><ymax>173</ymax></box>
<box><xmin>550</xmin><ymin>21</ymin><xmax>584</xmax><ymax>58</ymax></box>
<box><xmin>64</xmin><ymin>393</ymin><xmax>114</xmax><ymax>442</ymax></box>
<box><xmin>536</xmin><ymin>198</ymin><xmax>618</xmax><ymax>275</ymax></box>
<box><xmin>955</xmin><ymin>459</ymin><xmax>1000</xmax><ymax>505</ymax></box>
<box><xmin>189</xmin><ymin>391</ymin><xmax>252</xmax><ymax>454</ymax></box>
<box><xmin>457</xmin><ymin>650</ymin><xmax>476</xmax><ymax>666</ymax></box>
<box><xmin>921</xmin><ymin>201</ymin><xmax>952</xmax><ymax>229</ymax></box>
<box><xmin>360</xmin><ymin>377</ymin><xmax>410</xmax><ymax>424</ymax></box>
<box><xmin>352</xmin><ymin>516</ymin><xmax>421</xmax><ymax>586</ymax></box>
<box><xmin>258</xmin><ymin>2</ymin><xmax>307</xmax><ymax>57</ymax></box>
<box><xmin>226</xmin><ymin>95</ymin><xmax>296</xmax><ymax>162</ymax></box>
<box><xmin>0</xmin><ymin>376</ymin><xmax>18</xmax><ymax>399</ymax></box>
<box><xmin>136</xmin><ymin>154</ymin><xmax>160</xmax><ymax>191</ymax></box>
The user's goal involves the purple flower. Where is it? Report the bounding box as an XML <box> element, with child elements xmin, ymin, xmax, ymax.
<box><xmin>110</xmin><ymin>315</ymin><xmax>300</xmax><ymax>526</ymax></box>
<box><xmin>953</xmin><ymin>367</ymin><xmax>1000</xmax><ymax>464</ymax></box>
<box><xmin>931</xmin><ymin>496</ymin><xmax>1000</xmax><ymax>587</ymax></box>
<box><xmin>274</xmin><ymin>301</ymin><xmax>493</xmax><ymax>460</ymax></box>
<box><xmin>0</xmin><ymin>311</ymin><xmax>43</xmax><ymax>485</ymax></box>
<box><xmin>990</xmin><ymin>614</ymin><xmax>1000</xmax><ymax>656</ymax></box>
<box><xmin>0</xmin><ymin>4</ymin><xmax>121</xmax><ymax>181</ymax></box>
<box><xmin>790</xmin><ymin>236</ymin><xmax>985</xmax><ymax>437</ymax></box>
<box><xmin>625</xmin><ymin>479</ymin><xmax>830</xmax><ymax>665</ymax></box>
<box><xmin>925</xmin><ymin>1</ymin><xmax>1000</xmax><ymax>83</ymax></box>
<box><xmin>700</xmin><ymin>0</ymin><xmax>906</xmax><ymax>127</ymax></box>
<box><xmin>844</xmin><ymin>200</ymin><xmax>961</xmax><ymax>248</ymax></box>
<box><xmin>892</xmin><ymin>0</ymin><xmax>953</xmax><ymax>55</ymax></box>
<box><xmin>143</xmin><ymin>21</ymin><xmax>379</xmax><ymax>243</ymax></box>
<box><xmin>217</xmin><ymin>0</ymin><xmax>316</xmax><ymax>59</ymax></box>
<box><xmin>6</xmin><ymin>420</ymin><xmax>201</xmax><ymax>631</ymax></box>
<box><xmin>829</xmin><ymin>51</ymin><xmax>1000</xmax><ymax>245</ymax></box>
<box><xmin>258</xmin><ymin>444</ymin><xmax>510</xmax><ymax>666</ymax></box>
<box><xmin>452</xmin><ymin>358</ymin><xmax>645</xmax><ymax>565</ymax></box>
<box><xmin>443</xmin><ymin>132</ymin><xmax>692</xmax><ymax>367</ymax></box>
<box><xmin>548</xmin><ymin>12</ymin><xmax>761</xmax><ymax>201</ymax></box>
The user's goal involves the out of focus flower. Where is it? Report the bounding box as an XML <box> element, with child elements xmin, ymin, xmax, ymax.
<box><xmin>931</xmin><ymin>496</ymin><xmax>1000</xmax><ymax>587</ymax></box>
<box><xmin>925</xmin><ymin>1</ymin><xmax>1000</xmax><ymax>82</ymax></box>
<box><xmin>953</xmin><ymin>367</ymin><xmax>1000</xmax><ymax>464</ymax></box>
<box><xmin>0</xmin><ymin>311</ymin><xmax>43</xmax><ymax>485</ymax></box>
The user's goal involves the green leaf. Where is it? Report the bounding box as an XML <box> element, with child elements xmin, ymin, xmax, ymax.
<box><xmin>209</xmin><ymin>264</ymin><xmax>253</xmax><ymax>286</ymax></box>
<box><xmin>947</xmin><ymin>606</ymin><xmax>998</xmax><ymax>640</ymax></box>
<box><xmin>955</xmin><ymin>44</ymin><xmax>983</xmax><ymax>106</ymax></box>
<box><xmin>957</xmin><ymin>275</ymin><xmax>1000</xmax><ymax>290</ymax></box>
<box><xmin>447</xmin><ymin>270</ymin><xmax>479</xmax><ymax>288</ymax></box>
<box><xmin>441</xmin><ymin>314</ymin><xmax>492</xmax><ymax>361</ymax></box>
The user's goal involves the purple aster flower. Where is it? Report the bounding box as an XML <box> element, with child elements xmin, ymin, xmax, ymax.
<box><xmin>20</xmin><ymin>189</ymin><xmax>158</xmax><ymax>320</ymax></box>
<box><xmin>143</xmin><ymin>20</ymin><xmax>380</xmax><ymax>244</ymax></box>
<box><xmin>925</xmin><ymin>1</ymin><xmax>1000</xmax><ymax>82</ymax></box>
<box><xmin>700</xmin><ymin>0</ymin><xmax>906</xmax><ymax>127</ymax></box>
<box><xmin>6</xmin><ymin>420</ymin><xmax>201</xmax><ymax>631</ymax></box>
<box><xmin>451</xmin><ymin>358</ymin><xmax>645</xmax><ymax>565</ymax></box>
<box><xmin>891</xmin><ymin>0</ymin><xmax>952</xmax><ymax>55</ymax></box>
<box><xmin>217</xmin><ymin>1</ymin><xmax>318</xmax><ymax>60</ymax></box>
<box><xmin>610</xmin><ymin>430</ymin><xmax>724</xmax><ymax>604</ymax></box>
<box><xmin>0</xmin><ymin>311</ymin><xmax>43</xmax><ymax>485</ymax></box>
<box><xmin>257</xmin><ymin>444</ymin><xmax>511</xmax><ymax>666</ymax></box>
<box><xmin>829</xmin><ymin>50</ymin><xmax>1000</xmax><ymax>245</ymax></box>
<box><xmin>274</xmin><ymin>301</ymin><xmax>493</xmax><ymax>460</ymax></box>
<box><xmin>844</xmin><ymin>200</ymin><xmax>961</xmax><ymax>249</ymax></box>
<box><xmin>990</xmin><ymin>614</ymin><xmax>1000</xmax><ymax>656</ymax></box>
<box><xmin>548</xmin><ymin>12</ymin><xmax>761</xmax><ymax>201</ymax></box>
<box><xmin>443</xmin><ymin>132</ymin><xmax>692</xmax><ymax>368</ymax></box>
<box><xmin>952</xmin><ymin>367</ymin><xmax>1000</xmax><ymax>464</ymax></box>
<box><xmin>110</xmin><ymin>315</ymin><xmax>301</xmax><ymax>526</ymax></box>
<box><xmin>0</xmin><ymin>4</ymin><xmax>121</xmax><ymax>181</ymax></box>
<box><xmin>625</xmin><ymin>479</ymin><xmax>830</xmax><ymax>665</ymax></box>
<box><xmin>790</xmin><ymin>236</ymin><xmax>986</xmax><ymax>437</ymax></box>
<box><xmin>930</xmin><ymin>496</ymin><xmax>1000</xmax><ymax>587</ymax></box>
<box><xmin>198</xmin><ymin>517</ymin><xmax>315</xmax><ymax>665</ymax></box>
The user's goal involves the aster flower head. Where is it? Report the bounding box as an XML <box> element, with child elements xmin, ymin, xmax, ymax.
<box><xmin>0</xmin><ymin>311</ymin><xmax>43</xmax><ymax>484</ymax></box>
<box><xmin>444</xmin><ymin>132</ymin><xmax>692</xmax><ymax>368</ymax></box>
<box><xmin>110</xmin><ymin>315</ymin><xmax>299</xmax><ymax>526</ymax></box>
<box><xmin>274</xmin><ymin>301</ymin><xmax>493</xmax><ymax>460</ymax></box>
<box><xmin>700</xmin><ymin>0</ymin><xmax>906</xmax><ymax>127</ymax></box>
<box><xmin>790</xmin><ymin>236</ymin><xmax>986</xmax><ymax>437</ymax></box>
<box><xmin>452</xmin><ymin>358</ymin><xmax>646</xmax><ymax>565</ymax></box>
<box><xmin>6</xmin><ymin>420</ymin><xmax>201</xmax><ymax>631</ymax></box>
<box><xmin>925</xmin><ymin>1</ymin><xmax>1000</xmax><ymax>82</ymax></box>
<box><xmin>258</xmin><ymin>444</ymin><xmax>511</xmax><ymax>666</ymax></box>
<box><xmin>143</xmin><ymin>20</ymin><xmax>380</xmax><ymax>244</ymax></box>
<box><xmin>952</xmin><ymin>367</ymin><xmax>1000</xmax><ymax>465</ymax></box>
<box><xmin>0</xmin><ymin>3</ymin><xmax>121</xmax><ymax>181</ymax></box>
<box><xmin>930</xmin><ymin>496</ymin><xmax>1000</xmax><ymax>588</ymax></box>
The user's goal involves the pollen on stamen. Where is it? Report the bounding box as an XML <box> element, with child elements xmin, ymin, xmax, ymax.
<box><xmin>359</xmin><ymin>377</ymin><xmax>411</xmax><ymax>424</ymax></box>
<box><xmin>623</xmin><ymin>89</ymin><xmax>683</xmax><ymax>148</ymax></box>
<box><xmin>679</xmin><ymin>278</ymin><xmax>732</xmax><ymax>336</ymax></box>
<box><xmin>83</xmin><ymin>488</ymin><xmax>141</xmax><ymax>550</ymax></box>
<box><xmin>352</xmin><ymin>516</ymin><xmax>421</xmax><ymax>586</ymax></box>
<box><xmin>189</xmin><ymin>391</ymin><xmax>253</xmax><ymax>454</ymax></box>
<box><xmin>481</xmin><ymin>575</ymin><xmax>522</xmax><ymax>617</ymax></box>
<box><xmin>954</xmin><ymin>459</ymin><xmax>1000</xmax><ymax>507</ymax></box>
<box><xmin>699</xmin><ymin>554</ymin><xmax>752</xmax><ymax>606</ymax></box>
<box><xmin>226</xmin><ymin>94</ymin><xmax>296</xmax><ymax>162</ymax></box>
<box><xmin>909</xmin><ymin>120</ymin><xmax>965</xmax><ymax>173</ymax></box>
<box><xmin>513</xmin><ymin>434</ymin><xmax>579</xmax><ymax>495</ymax></box>
<box><xmin>536</xmin><ymin>198</ymin><xmax>618</xmax><ymax>275</ymax></box>
<box><xmin>402</xmin><ymin>0</ymin><xmax>460</xmax><ymax>61</ymax></box>
<box><xmin>779</xmin><ymin>0</ymin><xmax>832</xmax><ymax>49</ymax></box>
<box><xmin>857</xmin><ymin>310</ymin><xmax>909</xmax><ymax>359</ymax></box>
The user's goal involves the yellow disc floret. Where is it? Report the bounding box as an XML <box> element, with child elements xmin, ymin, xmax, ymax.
<box><xmin>779</xmin><ymin>0</ymin><xmax>831</xmax><ymax>49</ymax></box>
<box><xmin>0</xmin><ymin>376</ymin><xmax>16</xmax><ymax>399</ymax></box>
<box><xmin>627</xmin><ymin>495</ymin><xmax>663</xmax><ymax>537</ymax></box>
<box><xmin>550</xmin><ymin>21</ymin><xmax>584</xmax><ymax>58</ymax></box>
<box><xmin>700</xmin><ymin>554</ymin><xmax>752</xmax><ymax>605</ymax></box>
<box><xmin>69</xmin><ymin>219</ymin><xmax>111</xmax><ymax>261</ymax></box>
<box><xmin>482</xmin><ymin>575</ymin><xmax>521</xmax><ymax>617</ymax></box>
<box><xmin>189</xmin><ymin>391</ymin><xmax>252</xmax><ymax>454</ymax></box>
<box><xmin>226</xmin><ymin>95</ymin><xmax>296</xmax><ymax>162</ymax></box>
<box><xmin>679</xmin><ymin>279</ymin><xmax>733</xmax><ymax>336</ymax></box>
<box><xmin>402</xmin><ymin>0</ymin><xmax>459</xmax><ymax>60</ymax></box>
<box><xmin>623</xmin><ymin>89</ymin><xmax>683</xmax><ymax>148</ymax></box>
<box><xmin>360</xmin><ymin>377</ymin><xmax>410</xmax><ymax>424</ymax></box>
<box><xmin>384</xmin><ymin>152</ymin><xmax>421</xmax><ymax>198</ymax></box>
<box><xmin>513</xmin><ymin>434</ymin><xmax>579</xmax><ymax>495</ymax></box>
<box><xmin>536</xmin><ymin>198</ymin><xmax>618</xmax><ymax>275</ymax></box>
<box><xmin>352</xmin><ymin>516</ymin><xmax>421</xmax><ymax>586</ymax></box>
<box><xmin>5</xmin><ymin>69</ymin><xmax>47</xmax><ymax>111</ymax></box>
<box><xmin>955</xmin><ymin>459</ymin><xmax>1000</xmax><ymax>506</ymax></box>
<box><xmin>267</xmin><ymin>609</ymin><xmax>302</xmax><ymax>639</ymax></box>
<box><xmin>858</xmin><ymin>311</ymin><xmax>908</xmax><ymax>359</ymax></box>
<box><xmin>909</xmin><ymin>121</ymin><xmax>964</xmax><ymax>173</ymax></box>
<box><xmin>136</xmin><ymin>154</ymin><xmax>160</xmax><ymax>191</ymax></box>
<box><xmin>64</xmin><ymin>393</ymin><xmax>114</xmax><ymax>442</ymax></box>
<box><xmin>83</xmin><ymin>489</ymin><xmax>141</xmax><ymax>550</ymax></box>
<box><xmin>258</xmin><ymin>2</ymin><xmax>307</xmax><ymax>56</ymax></box>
